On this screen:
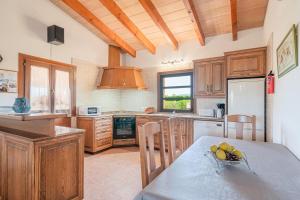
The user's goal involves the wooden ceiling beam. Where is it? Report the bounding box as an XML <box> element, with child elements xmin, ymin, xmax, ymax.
<box><xmin>61</xmin><ymin>0</ymin><xmax>136</xmax><ymax>57</ymax></box>
<box><xmin>183</xmin><ymin>0</ymin><xmax>205</xmax><ymax>46</ymax></box>
<box><xmin>99</xmin><ymin>0</ymin><xmax>156</xmax><ymax>54</ymax></box>
<box><xmin>229</xmin><ymin>0</ymin><xmax>238</xmax><ymax>41</ymax></box>
<box><xmin>138</xmin><ymin>0</ymin><xmax>178</xmax><ymax>49</ymax></box>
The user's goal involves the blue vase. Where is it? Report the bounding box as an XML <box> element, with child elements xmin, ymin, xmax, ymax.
<box><xmin>12</xmin><ymin>98</ymin><xmax>31</xmax><ymax>113</ymax></box>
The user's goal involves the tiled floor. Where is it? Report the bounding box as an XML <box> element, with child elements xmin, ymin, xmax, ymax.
<box><xmin>84</xmin><ymin>147</ymin><xmax>142</xmax><ymax>200</ymax></box>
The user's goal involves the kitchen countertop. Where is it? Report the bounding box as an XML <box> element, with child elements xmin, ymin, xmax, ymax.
<box><xmin>0</xmin><ymin>126</ymin><xmax>84</xmax><ymax>142</ymax></box>
<box><xmin>77</xmin><ymin>111</ymin><xmax>224</xmax><ymax>122</ymax></box>
<box><xmin>0</xmin><ymin>112</ymin><xmax>67</xmax><ymax>121</ymax></box>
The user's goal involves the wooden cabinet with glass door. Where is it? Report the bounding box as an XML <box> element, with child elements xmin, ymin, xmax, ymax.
<box><xmin>194</xmin><ymin>56</ymin><xmax>226</xmax><ymax>97</ymax></box>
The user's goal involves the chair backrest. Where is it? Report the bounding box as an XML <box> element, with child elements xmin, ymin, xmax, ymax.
<box><xmin>225</xmin><ymin>115</ymin><xmax>256</xmax><ymax>141</ymax></box>
<box><xmin>138</xmin><ymin>121</ymin><xmax>167</xmax><ymax>188</ymax></box>
<box><xmin>167</xmin><ymin>117</ymin><xmax>185</xmax><ymax>164</ymax></box>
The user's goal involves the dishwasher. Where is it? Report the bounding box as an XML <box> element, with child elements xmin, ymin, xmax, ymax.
<box><xmin>193</xmin><ymin>120</ymin><xmax>225</xmax><ymax>142</ymax></box>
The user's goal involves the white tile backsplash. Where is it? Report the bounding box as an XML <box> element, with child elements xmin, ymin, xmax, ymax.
<box><xmin>196</xmin><ymin>98</ymin><xmax>226</xmax><ymax>115</ymax></box>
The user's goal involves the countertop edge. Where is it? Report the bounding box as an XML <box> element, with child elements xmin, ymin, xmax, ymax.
<box><xmin>0</xmin><ymin>126</ymin><xmax>85</xmax><ymax>142</ymax></box>
<box><xmin>77</xmin><ymin>113</ymin><xmax>225</xmax><ymax>122</ymax></box>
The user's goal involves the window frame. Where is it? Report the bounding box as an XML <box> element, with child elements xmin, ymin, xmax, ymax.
<box><xmin>18</xmin><ymin>53</ymin><xmax>76</xmax><ymax>116</ymax></box>
<box><xmin>158</xmin><ymin>69</ymin><xmax>194</xmax><ymax>113</ymax></box>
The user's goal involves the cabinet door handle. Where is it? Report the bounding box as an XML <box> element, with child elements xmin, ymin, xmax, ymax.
<box><xmin>206</xmin><ymin>85</ymin><xmax>209</xmax><ymax>92</ymax></box>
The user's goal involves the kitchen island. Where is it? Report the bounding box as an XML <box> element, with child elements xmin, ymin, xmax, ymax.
<box><xmin>0</xmin><ymin>113</ymin><xmax>84</xmax><ymax>200</ymax></box>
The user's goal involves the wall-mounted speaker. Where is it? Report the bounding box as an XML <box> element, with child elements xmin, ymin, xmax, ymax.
<box><xmin>47</xmin><ymin>25</ymin><xmax>64</xmax><ymax>45</ymax></box>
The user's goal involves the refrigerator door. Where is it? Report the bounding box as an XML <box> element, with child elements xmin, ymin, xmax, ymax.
<box><xmin>227</xmin><ymin>78</ymin><xmax>265</xmax><ymax>141</ymax></box>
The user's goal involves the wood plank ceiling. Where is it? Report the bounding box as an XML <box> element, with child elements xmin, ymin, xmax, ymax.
<box><xmin>51</xmin><ymin>0</ymin><xmax>269</xmax><ymax>57</ymax></box>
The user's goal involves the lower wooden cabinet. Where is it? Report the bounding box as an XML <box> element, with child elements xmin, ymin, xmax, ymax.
<box><xmin>54</xmin><ymin>117</ymin><xmax>72</xmax><ymax>127</ymax></box>
<box><xmin>77</xmin><ymin>116</ymin><xmax>113</xmax><ymax>153</ymax></box>
<box><xmin>0</xmin><ymin>130</ymin><xmax>84</xmax><ymax>200</ymax></box>
<box><xmin>136</xmin><ymin>116</ymin><xmax>194</xmax><ymax>151</ymax></box>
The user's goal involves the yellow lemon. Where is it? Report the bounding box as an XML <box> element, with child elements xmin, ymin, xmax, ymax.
<box><xmin>227</xmin><ymin>145</ymin><xmax>235</xmax><ymax>152</ymax></box>
<box><xmin>219</xmin><ymin>142</ymin><xmax>229</xmax><ymax>151</ymax></box>
<box><xmin>210</xmin><ymin>145</ymin><xmax>218</xmax><ymax>153</ymax></box>
<box><xmin>216</xmin><ymin>149</ymin><xmax>226</xmax><ymax>160</ymax></box>
<box><xmin>233</xmin><ymin>149</ymin><xmax>243</xmax><ymax>159</ymax></box>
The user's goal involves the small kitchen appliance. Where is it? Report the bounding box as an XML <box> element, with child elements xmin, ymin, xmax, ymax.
<box><xmin>78</xmin><ymin>106</ymin><xmax>101</xmax><ymax>116</ymax></box>
<box><xmin>216</xmin><ymin>103</ymin><xmax>225</xmax><ymax>118</ymax></box>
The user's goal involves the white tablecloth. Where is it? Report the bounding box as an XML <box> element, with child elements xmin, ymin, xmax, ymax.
<box><xmin>134</xmin><ymin>136</ymin><xmax>300</xmax><ymax>200</ymax></box>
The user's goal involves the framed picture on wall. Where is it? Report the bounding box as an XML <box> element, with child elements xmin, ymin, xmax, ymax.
<box><xmin>277</xmin><ymin>24</ymin><xmax>298</xmax><ymax>78</ymax></box>
<box><xmin>0</xmin><ymin>69</ymin><xmax>17</xmax><ymax>93</ymax></box>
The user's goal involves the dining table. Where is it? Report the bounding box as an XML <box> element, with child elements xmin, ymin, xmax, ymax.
<box><xmin>134</xmin><ymin>136</ymin><xmax>300</xmax><ymax>200</ymax></box>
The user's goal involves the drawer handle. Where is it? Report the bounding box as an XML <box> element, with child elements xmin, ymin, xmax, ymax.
<box><xmin>216</xmin><ymin>124</ymin><xmax>222</xmax><ymax>127</ymax></box>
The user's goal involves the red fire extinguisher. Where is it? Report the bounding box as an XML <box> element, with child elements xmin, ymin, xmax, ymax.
<box><xmin>267</xmin><ymin>71</ymin><xmax>275</xmax><ymax>94</ymax></box>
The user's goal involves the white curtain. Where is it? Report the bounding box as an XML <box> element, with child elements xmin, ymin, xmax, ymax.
<box><xmin>55</xmin><ymin>70</ymin><xmax>71</xmax><ymax>113</ymax></box>
<box><xmin>30</xmin><ymin>66</ymin><xmax>50</xmax><ymax>112</ymax></box>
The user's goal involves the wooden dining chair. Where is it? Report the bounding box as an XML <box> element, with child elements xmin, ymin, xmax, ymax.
<box><xmin>167</xmin><ymin>117</ymin><xmax>185</xmax><ymax>164</ymax></box>
<box><xmin>138</xmin><ymin>121</ymin><xmax>167</xmax><ymax>188</ymax></box>
<box><xmin>225</xmin><ymin>115</ymin><xmax>257</xmax><ymax>141</ymax></box>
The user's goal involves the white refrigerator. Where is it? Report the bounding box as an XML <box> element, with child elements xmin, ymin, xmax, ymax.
<box><xmin>227</xmin><ymin>78</ymin><xmax>265</xmax><ymax>141</ymax></box>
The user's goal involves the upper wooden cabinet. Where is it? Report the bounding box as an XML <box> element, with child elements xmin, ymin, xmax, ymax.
<box><xmin>194</xmin><ymin>56</ymin><xmax>226</xmax><ymax>97</ymax></box>
<box><xmin>225</xmin><ymin>47</ymin><xmax>267</xmax><ymax>78</ymax></box>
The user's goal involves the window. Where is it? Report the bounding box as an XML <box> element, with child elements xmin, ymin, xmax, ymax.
<box><xmin>30</xmin><ymin>65</ymin><xmax>50</xmax><ymax>112</ymax></box>
<box><xmin>19</xmin><ymin>54</ymin><xmax>76</xmax><ymax>115</ymax></box>
<box><xmin>158</xmin><ymin>70</ymin><xmax>193</xmax><ymax>112</ymax></box>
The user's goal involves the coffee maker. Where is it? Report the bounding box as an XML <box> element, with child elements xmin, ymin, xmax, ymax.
<box><xmin>216</xmin><ymin>103</ymin><xmax>225</xmax><ymax>118</ymax></box>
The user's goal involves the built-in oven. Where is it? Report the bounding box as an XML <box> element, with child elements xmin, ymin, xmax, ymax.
<box><xmin>113</xmin><ymin>116</ymin><xmax>136</xmax><ymax>146</ymax></box>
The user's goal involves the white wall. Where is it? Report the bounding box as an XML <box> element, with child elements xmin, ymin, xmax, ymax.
<box><xmin>125</xmin><ymin>28</ymin><xmax>265</xmax><ymax>68</ymax></box>
<box><xmin>0</xmin><ymin>0</ymin><xmax>119</xmax><ymax>111</ymax></box>
<box><xmin>73</xmin><ymin>59</ymin><xmax>121</xmax><ymax>112</ymax></box>
<box><xmin>120</xmin><ymin>65</ymin><xmax>192</xmax><ymax>112</ymax></box>
<box><xmin>122</xmin><ymin>28</ymin><xmax>265</xmax><ymax>112</ymax></box>
<box><xmin>263</xmin><ymin>0</ymin><xmax>300</xmax><ymax>158</ymax></box>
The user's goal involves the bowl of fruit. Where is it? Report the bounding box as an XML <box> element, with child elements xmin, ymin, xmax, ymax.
<box><xmin>209</xmin><ymin>142</ymin><xmax>245</xmax><ymax>165</ymax></box>
<box><xmin>206</xmin><ymin>142</ymin><xmax>254</xmax><ymax>174</ymax></box>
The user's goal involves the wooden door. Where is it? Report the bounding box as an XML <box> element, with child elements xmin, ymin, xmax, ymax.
<box><xmin>211</xmin><ymin>60</ymin><xmax>226</xmax><ymax>96</ymax></box>
<box><xmin>194</xmin><ymin>63</ymin><xmax>210</xmax><ymax>96</ymax></box>
<box><xmin>2</xmin><ymin>135</ymin><xmax>34</xmax><ymax>200</ymax></box>
<box><xmin>35</xmin><ymin>134</ymin><xmax>84</xmax><ymax>200</ymax></box>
